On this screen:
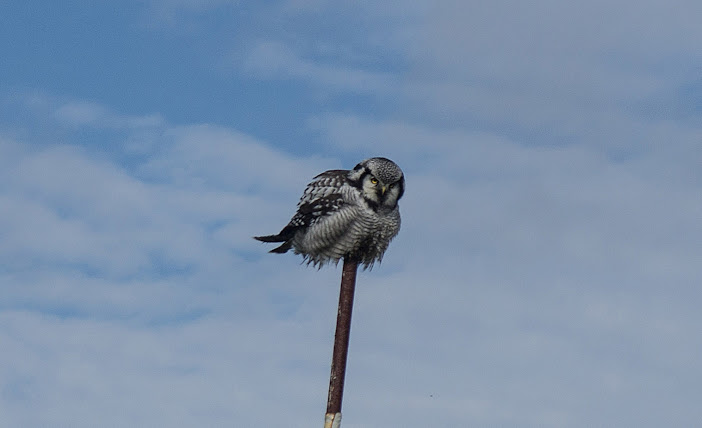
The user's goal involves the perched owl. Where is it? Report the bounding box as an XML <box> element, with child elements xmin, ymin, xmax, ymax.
<box><xmin>254</xmin><ymin>157</ymin><xmax>405</xmax><ymax>269</ymax></box>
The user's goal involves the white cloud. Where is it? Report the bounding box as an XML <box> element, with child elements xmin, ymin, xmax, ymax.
<box><xmin>55</xmin><ymin>101</ymin><xmax>164</xmax><ymax>129</ymax></box>
<box><xmin>241</xmin><ymin>41</ymin><xmax>398</xmax><ymax>93</ymax></box>
<box><xmin>299</xmin><ymin>109</ymin><xmax>702</xmax><ymax>423</ymax></box>
<box><xmin>138</xmin><ymin>123</ymin><xmax>330</xmax><ymax>194</ymax></box>
<box><xmin>3</xmin><ymin>0</ymin><xmax>702</xmax><ymax>425</ymax></box>
<box><xmin>393</xmin><ymin>1</ymin><xmax>702</xmax><ymax>145</ymax></box>
<box><xmin>1</xmin><ymin>110</ymin><xmax>350</xmax><ymax>424</ymax></box>
<box><xmin>3</xmin><ymin>90</ymin><xmax>702</xmax><ymax>426</ymax></box>
<box><xmin>230</xmin><ymin>1</ymin><xmax>702</xmax><ymax>159</ymax></box>
<box><xmin>0</xmin><ymin>310</ymin><xmax>337</xmax><ymax>427</ymax></box>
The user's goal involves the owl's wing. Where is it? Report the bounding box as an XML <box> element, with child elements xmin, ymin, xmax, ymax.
<box><xmin>293</xmin><ymin>170</ymin><xmax>361</xmax><ymax>260</ymax></box>
<box><xmin>254</xmin><ymin>170</ymin><xmax>348</xmax><ymax>248</ymax></box>
<box><xmin>298</xmin><ymin>170</ymin><xmax>348</xmax><ymax>205</ymax></box>
<box><xmin>290</xmin><ymin>169</ymin><xmax>349</xmax><ymax>228</ymax></box>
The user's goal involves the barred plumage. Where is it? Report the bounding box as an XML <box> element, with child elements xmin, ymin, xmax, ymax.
<box><xmin>254</xmin><ymin>157</ymin><xmax>404</xmax><ymax>269</ymax></box>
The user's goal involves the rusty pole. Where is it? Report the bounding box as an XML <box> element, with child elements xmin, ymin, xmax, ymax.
<box><xmin>324</xmin><ymin>258</ymin><xmax>359</xmax><ymax>428</ymax></box>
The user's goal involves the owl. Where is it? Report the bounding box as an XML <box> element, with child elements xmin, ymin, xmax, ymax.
<box><xmin>254</xmin><ymin>157</ymin><xmax>405</xmax><ymax>269</ymax></box>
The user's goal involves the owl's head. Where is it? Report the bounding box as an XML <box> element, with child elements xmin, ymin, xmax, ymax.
<box><xmin>349</xmin><ymin>157</ymin><xmax>405</xmax><ymax>209</ymax></box>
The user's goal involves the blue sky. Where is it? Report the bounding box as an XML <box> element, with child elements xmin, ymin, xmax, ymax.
<box><xmin>1</xmin><ymin>1</ymin><xmax>701</xmax><ymax>427</ymax></box>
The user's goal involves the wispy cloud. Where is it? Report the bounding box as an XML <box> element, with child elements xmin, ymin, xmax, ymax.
<box><xmin>54</xmin><ymin>101</ymin><xmax>164</xmax><ymax>129</ymax></box>
<box><xmin>241</xmin><ymin>41</ymin><xmax>398</xmax><ymax>93</ymax></box>
<box><xmin>144</xmin><ymin>0</ymin><xmax>240</xmax><ymax>26</ymax></box>
<box><xmin>2</xmin><ymin>1</ymin><xmax>702</xmax><ymax>426</ymax></box>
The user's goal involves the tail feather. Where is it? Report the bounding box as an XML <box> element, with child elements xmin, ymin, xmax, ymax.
<box><xmin>269</xmin><ymin>241</ymin><xmax>293</xmax><ymax>254</ymax></box>
<box><xmin>254</xmin><ymin>226</ymin><xmax>297</xmax><ymax>254</ymax></box>
<box><xmin>253</xmin><ymin>234</ymin><xmax>286</xmax><ymax>243</ymax></box>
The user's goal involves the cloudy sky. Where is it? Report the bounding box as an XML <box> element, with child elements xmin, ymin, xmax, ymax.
<box><xmin>1</xmin><ymin>1</ymin><xmax>701</xmax><ymax>427</ymax></box>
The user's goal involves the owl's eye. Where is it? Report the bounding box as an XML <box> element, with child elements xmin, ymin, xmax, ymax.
<box><xmin>370</xmin><ymin>177</ymin><xmax>378</xmax><ymax>185</ymax></box>
<box><xmin>388</xmin><ymin>183</ymin><xmax>395</xmax><ymax>189</ymax></box>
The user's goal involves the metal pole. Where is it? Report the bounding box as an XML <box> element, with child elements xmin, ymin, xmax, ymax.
<box><xmin>324</xmin><ymin>258</ymin><xmax>359</xmax><ymax>428</ymax></box>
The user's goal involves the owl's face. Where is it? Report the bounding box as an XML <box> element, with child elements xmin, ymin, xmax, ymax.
<box><xmin>350</xmin><ymin>157</ymin><xmax>405</xmax><ymax>209</ymax></box>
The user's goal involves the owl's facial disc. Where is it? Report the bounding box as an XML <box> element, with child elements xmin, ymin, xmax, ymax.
<box><xmin>360</xmin><ymin>173</ymin><xmax>403</xmax><ymax>210</ymax></box>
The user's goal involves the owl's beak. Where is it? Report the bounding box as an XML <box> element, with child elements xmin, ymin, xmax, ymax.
<box><xmin>380</xmin><ymin>185</ymin><xmax>387</xmax><ymax>195</ymax></box>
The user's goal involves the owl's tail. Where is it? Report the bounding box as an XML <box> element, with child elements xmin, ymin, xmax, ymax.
<box><xmin>253</xmin><ymin>228</ymin><xmax>295</xmax><ymax>253</ymax></box>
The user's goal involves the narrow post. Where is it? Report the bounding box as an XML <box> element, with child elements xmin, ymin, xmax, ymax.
<box><xmin>324</xmin><ymin>258</ymin><xmax>359</xmax><ymax>428</ymax></box>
